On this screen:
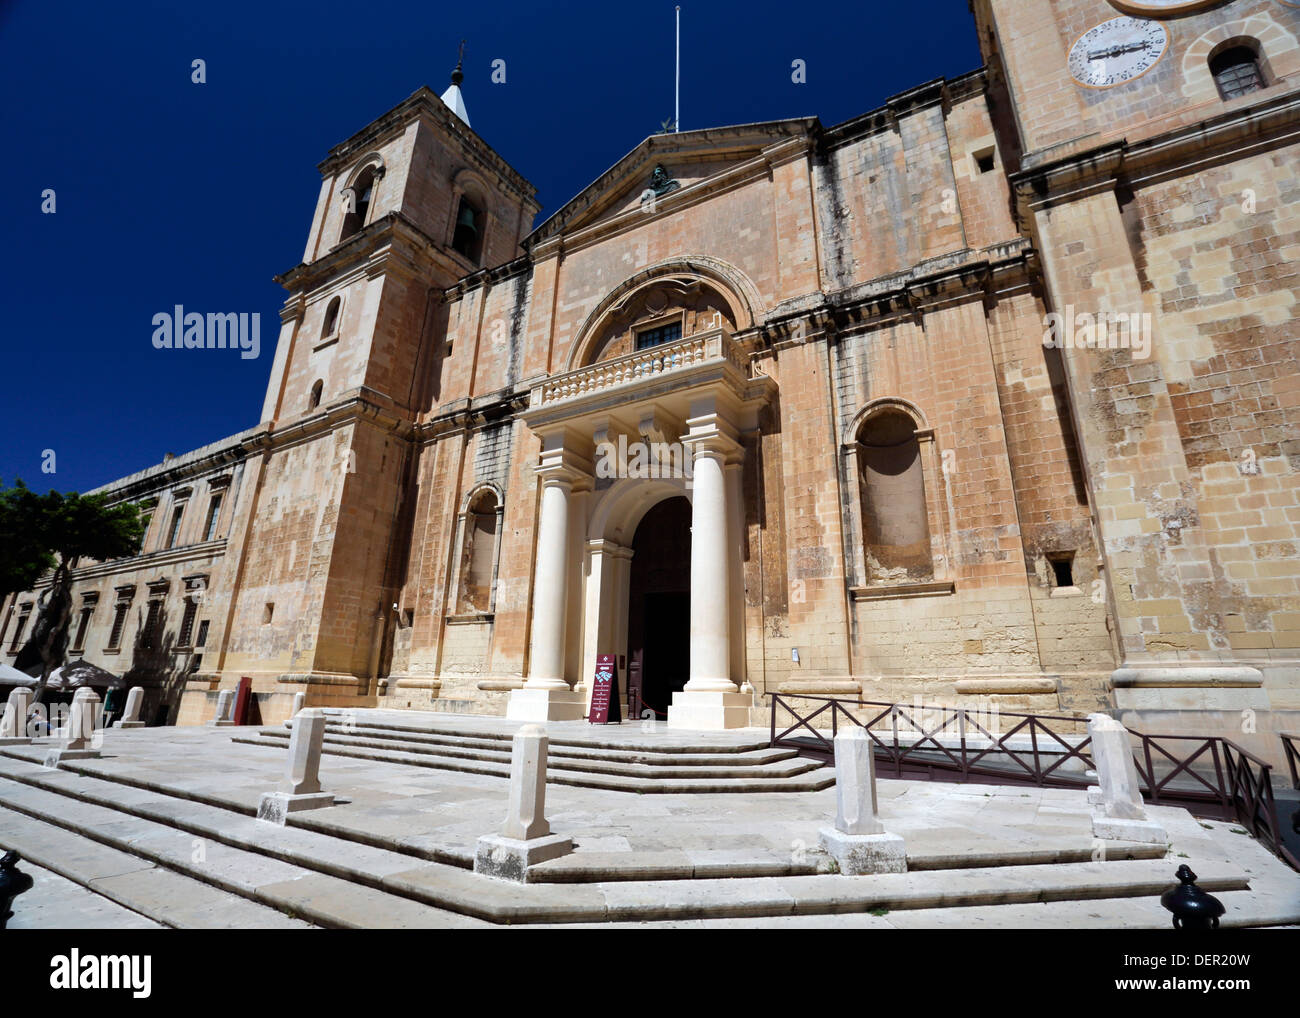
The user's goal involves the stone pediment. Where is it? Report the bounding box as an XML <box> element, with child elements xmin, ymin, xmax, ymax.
<box><xmin>525</xmin><ymin>118</ymin><xmax>818</xmax><ymax>247</ymax></box>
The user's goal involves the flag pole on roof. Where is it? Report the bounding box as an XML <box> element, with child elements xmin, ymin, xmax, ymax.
<box><xmin>675</xmin><ymin>6</ymin><xmax>681</xmax><ymax>133</ymax></box>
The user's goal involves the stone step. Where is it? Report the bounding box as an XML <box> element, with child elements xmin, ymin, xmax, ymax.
<box><xmin>0</xmin><ymin>774</ymin><xmax>488</xmax><ymax>929</ymax></box>
<box><xmin>313</xmin><ymin>720</ymin><xmax>801</xmax><ymax>768</ymax></box>
<box><xmin>274</xmin><ymin>726</ymin><xmax>817</xmax><ymax>779</ymax></box>
<box><xmin>317</xmin><ymin>710</ymin><xmax>774</xmax><ymax>754</ymax></box>
<box><xmin>235</xmin><ymin>730</ymin><xmax>836</xmax><ymax>793</ymax></box>
<box><xmin>0</xmin><ymin>760</ymin><xmax>1257</xmax><ymax>926</ymax></box>
<box><xmin>0</xmin><ymin>808</ymin><xmax>313</xmax><ymax>930</ymax></box>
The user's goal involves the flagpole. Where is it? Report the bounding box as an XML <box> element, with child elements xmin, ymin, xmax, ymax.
<box><xmin>675</xmin><ymin>5</ymin><xmax>680</xmax><ymax>132</ymax></box>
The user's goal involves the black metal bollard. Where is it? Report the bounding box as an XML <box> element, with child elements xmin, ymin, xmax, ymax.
<box><xmin>1160</xmin><ymin>864</ymin><xmax>1226</xmax><ymax>930</ymax></box>
<box><xmin>1</xmin><ymin>850</ymin><xmax>34</xmax><ymax>929</ymax></box>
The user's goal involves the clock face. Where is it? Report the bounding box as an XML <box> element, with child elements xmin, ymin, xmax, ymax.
<box><xmin>1069</xmin><ymin>17</ymin><xmax>1169</xmax><ymax>89</ymax></box>
<box><xmin>1108</xmin><ymin>0</ymin><xmax>1226</xmax><ymax>15</ymax></box>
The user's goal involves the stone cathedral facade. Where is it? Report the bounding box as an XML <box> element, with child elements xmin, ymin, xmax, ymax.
<box><xmin>4</xmin><ymin>0</ymin><xmax>1297</xmax><ymax>760</ymax></box>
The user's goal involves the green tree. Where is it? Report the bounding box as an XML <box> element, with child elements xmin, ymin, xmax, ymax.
<box><xmin>3</xmin><ymin>483</ymin><xmax>144</xmax><ymax>679</ymax></box>
<box><xmin>0</xmin><ymin>480</ymin><xmax>57</xmax><ymax>603</ymax></box>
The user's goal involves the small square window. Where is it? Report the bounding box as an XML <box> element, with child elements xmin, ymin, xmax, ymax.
<box><xmin>263</xmin><ymin>603</ymin><xmax>274</xmax><ymax>624</ymax></box>
<box><xmin>1047</xmin><ymin>553</ymin><xmax>1075</xmax><ymax>589</ymax></box>
<box><xmin>973</xmin><ymin>148</ymin><xmax>996</xmax><ymax>174</ymax></box>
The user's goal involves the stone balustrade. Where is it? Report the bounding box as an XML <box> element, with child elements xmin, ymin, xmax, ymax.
<box><xmin>530</xmin><ymin>329</ymin><xmax>749</xmax><ymax>408</ymax></box>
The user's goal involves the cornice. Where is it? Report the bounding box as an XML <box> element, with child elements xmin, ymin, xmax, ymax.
<box><xmin>1013</xmin><ymin>89</ymin><xmax>1300</xmax><ymax>220</ymax></box>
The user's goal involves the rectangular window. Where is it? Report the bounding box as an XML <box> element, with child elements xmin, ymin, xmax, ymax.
<box><xmin>1048</xmin><ymin>552</ymin><xmax>1075</xmax><ymax>589</ymax></box>
<box><xmin>141</xmin><ymin>600</ymin><xmax>163</xmax><ymax>649</ymax></box>
<box><xmin>204</xmin><ymin>494</ymin><xmax>224</xmax><ymax>542</ymax></box>
<box><xmin>166</xmin><ymin>503</ymin><xmax>186</xmax><ymax>549</ymax></box>
<box><xmin>9</xmin><ymin>606</ymin><xmax>31</xmax><ymax>652</ymax></box>
<box><xmin>0</xmin><ymin>607</ymin><xmax>11</xmax><ymax>648</ymax></box>
<box><xmin>635</xmin><ymin>321</ymin><xmax>683</xmax><ymax>351</ymax></box>
<box><xmin>71</xmin><ymin>606</ymin><xmax>94</xmax><ymax>653</ymax></box>
<box><xmin>195</xmin><ymin>619</ymin><xmax>209</xmax><ymax>648</ymax></box>
<box><xmin>178</xmin><ymin>598</ymin><xmax>198</xmax><ymax>647</ymax></box>
<box><xmin>108</xmin><ymin>603</ymin><xmax>129</xmax><ymax>650</ymax></box>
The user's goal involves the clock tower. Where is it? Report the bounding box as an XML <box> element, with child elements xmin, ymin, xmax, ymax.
<box><xmin>971</xmin><ymin>0</ymin><xmax>1300</xmax><ymax>750</ymax></box>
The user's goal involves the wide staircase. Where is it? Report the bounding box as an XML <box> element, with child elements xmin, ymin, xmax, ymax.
<box><xmin>230</xmin><ymin>712</ymin><xmax>836</xmax><ymax>793</ymax></box>
<box><xmin>1</xmin><ymin>748</ymin><xmax>1276</xmax><ymax>929</ymax></box>
<box><xmin>2</xmin><ymin>727</ymin><xmax>1296</xmax><ymax>928</ymax></box>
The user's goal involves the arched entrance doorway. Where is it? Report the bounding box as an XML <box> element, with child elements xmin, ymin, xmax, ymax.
<box><xmin>626</xmin><ymin>496</ymin><xmax>691</xmax><ymax>718</ymax></box>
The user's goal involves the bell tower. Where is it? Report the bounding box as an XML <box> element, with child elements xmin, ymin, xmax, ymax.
<box><xmin>217</xmin><ymin>65</ymin><xmax>540</xmax><ymax>713</ymax></box>
<box><xmin>972</xmin><ymin>0</ymin><xmax>1300</xmax><ymax>762</ymax></box>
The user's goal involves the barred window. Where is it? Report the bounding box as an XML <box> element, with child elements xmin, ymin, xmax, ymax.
<box><xmin>1211</xmin><ymin>46</ymin><xmax>1264</xmax><ymax>100</ymax></box>
<box><xmin>108</xmin><ymin>603</ymin><xmax>129</xmax><ymax>649</ymax></box>
<box><xmin>71</xmin><ymin>606</ymin><xmax>94</xmax><ymax>652</ymax></box>
<box><xmin>178</xmin><ymin>598</ymin><xmax>199</xmax><ymax>647</ymax></box>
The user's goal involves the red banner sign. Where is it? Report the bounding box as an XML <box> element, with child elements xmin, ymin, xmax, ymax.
<box><xmin>588</xmin><ymin>654</ymin><xmax>622</xmax><ymax>724</ymax></box>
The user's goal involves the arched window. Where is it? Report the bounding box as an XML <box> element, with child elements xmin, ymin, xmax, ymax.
<box><xmin>1211</xmin><ymin>45</ymin><xmax>1265</xmax><ymax>100</ymax></box>
<box><xmin>321</xmin><ymin>296</ymin><xmax>341</xmax><ymax>339</ymax></box>
<box><xmin>456</xmin><ymin>488</ymin><xmax>500</xmax><ymax>614</ymax></box>
<box><xmin>452</xmin><ymin>195</ymin><xmax>484</xmax><ymax>263</ymax></box>
<box><xmin>308</xmin><ymin>379</ymin><xmax>323</xmax><ymax>411</ymax></box>
<box><xmin>340</xmin><ymin>167</ymin><xmax>378</xmax><ymax>240</ymax></box>
<box><xmin>856</xmin><ymin>409</ymin><xmax>933</xmax><ymax>584</ymax></box>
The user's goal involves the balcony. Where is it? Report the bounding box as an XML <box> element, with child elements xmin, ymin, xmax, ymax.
<box><xmin>526</xmin><ymin>328</ymin><xmax>759</xmax><ymax>427</ymax></box>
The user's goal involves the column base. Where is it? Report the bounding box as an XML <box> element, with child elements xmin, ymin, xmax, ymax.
<box><xmin>1091</xmin><ymin>810</ymin><xmax>1168</xmax><ymax>846</ymax></box>
<box><xmin>474</xmin><ymin>833</ymin><xmax>573</xmax><ymax>882</ymax></box>
<box><xmin>44</xmin><ymin>749</ymin><xmax>101</xmax><ymax>767</ymax></box>
<box><xmin>819</xmin><ymin>828</ymin><xmax>907</xmax><ymax>875</ymax></box>
<box><xmin>666</xmin><ymin>690</ymin><xmax>752</xmax><ymax>730</ymax></box>
<box><xmin>257</xmin><ymin>791</ymin><xmax>336</xmax><ymax>825</ymax></box>
<box><xmin>505</xmin><ymin>686</ymin><xmax>586</xmax><ymax>722</ymax></box>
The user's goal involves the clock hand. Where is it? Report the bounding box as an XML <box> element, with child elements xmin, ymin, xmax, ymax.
<box><xmin>1088</xmin><ymin>42</ymin><xmax>1149</xmax><ymax>60</ymax></box>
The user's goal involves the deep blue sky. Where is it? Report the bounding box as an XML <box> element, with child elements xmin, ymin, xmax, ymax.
<box><xmin>1</xmin><ymin>0</ymin><xmax>981</xmax><ymax>495</ymax></box>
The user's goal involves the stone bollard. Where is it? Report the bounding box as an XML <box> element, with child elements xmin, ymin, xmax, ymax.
<box><xmin>45</xmin><ymin>688</ymin><xmax>103</xmax><ymax>766</ymax></box>
<box><xmin>118</xmin><ymin>687</ymin><xmax>146</xmax><ymax>729</ymax></box>
<box><xmin>1087</xmin><ymin>713</ymin><xmax>1167</xmax><ymax>845</ymax></box>
<box><xmin>818</xmin><ymin>726</ymin><xmax>907</xmax><ymax>874</ymax></box>
<box><xmin>256</xmin><ymin>708</ymin><xmax>335</xmax><ymax>824</ymax></box>
<box><xmin>0</xmin><ymin>688</ymin><xmax>33</xmax><ymax>746</ymax></box>
<box><xmin>208</xmin><ymin>689</ymin><xmax>235</xmax><ymax>727</ymax></box>
<box><xmin>474</xmin><ymin>724</ymin><xmax>573</xmax><ymax>881</ymax></box>
<box><xmin>291</xmin><ymin>692</ymin><xmax>306</xmax><ymax>717</ymax></box>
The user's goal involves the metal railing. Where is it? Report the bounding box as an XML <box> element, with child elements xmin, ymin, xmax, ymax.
<box><xmin>1282</xmin><ymin>733</ymin><xmax>1299</xmax><ymax>791</ymax></box>
<box><xmin>768</xmin><ymin>692</ymin><xmax>1298</xmax><ymax>871</ymax></box>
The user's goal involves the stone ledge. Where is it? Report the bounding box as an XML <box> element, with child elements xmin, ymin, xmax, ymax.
<box><xmin>276</xmin><ymin>673</ymin><xmax>370</xmax><ymax>688</ymax></box>
<box><xmin>955</xmin><ymin>678</ymin><xmax>1059</xmax><ymax>695</ymax></box>
<box><xmin>476</xmin><ymin>679</ymin><xmax>525</xmax><ymax>691</ymax></box>
<box><xmin>393</xmin><ymin>677</ymin><xmax>443</xmax><ymax>691</ymax></box>
<box><xmin>775</xmin><ymin>680</ymin><xmax>862</xmax><ymax>695</ymax></box>
<box><xmin>1111</xmin><ymin>666</ymin><xmax>1264</xmax><ymax>689</ymax></box>
<box><xmin>851</xmin><ymin>580</ymin><xmax>955</xmax><ymax>602</ymax></box>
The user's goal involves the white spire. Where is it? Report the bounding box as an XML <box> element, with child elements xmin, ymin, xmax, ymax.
<box><xmin>440</xmin><ymin>41</ymin><xmax>470</xmax><ymax>128</ymax></box>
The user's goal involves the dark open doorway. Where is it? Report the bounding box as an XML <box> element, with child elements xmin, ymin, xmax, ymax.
<box><xmin>627</xmin><ymin>496</ymin><xmax>691</xmax><ymax>719</ymax></box>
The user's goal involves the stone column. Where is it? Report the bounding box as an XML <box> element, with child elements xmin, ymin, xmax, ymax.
<box><xmin>257</xmin><ymin>708</ymin><xmax>335</xmax><ymax>823</ymax></box>
<box><xmin>0</xmin><ymin>687</ymin><xmax>32</xmax><ymax>745</ymax></box>
<box><xmin>208</xmin><ymin>689</ymin><xmax>235</xmax><ymax>727</ymax></box>
<box><xmin>1087</xmin><ymin>713</ymin><xmax>1167</xmax><ymax>845</ymax></box>
<box><xmin>725</xmin><ymin>459</ymin><xmax>747</xmax><ymax>688</ymax></box>
<box><xmin>474</xmin><ymin>724</ymin><xmax>573</xmax><ymax>880</ymax></box>
<box><xmin>507</xmin><ymin>436</ymin><xmax>588</xmax><ymax>722</ymax></box>
<box><xmin>819</xmin><ymin>727</ymin><xmax>906</xmax><ymax>873</ymax></box>
<box><xmin>119</xmin><ymin>687</ymin><xmax>145</xmax><ymax>729</ymax></box>
<box><xmin>45</xmin><ymin>688</ymin><xmax>102</xmax><ymax>766</ymax></box>
<box><xmin>668</xmin><ymin>419</ymin><xmax>750</xmax><ymax>730</ymax></box>
<box><xmin>687</xmin><ymin>444</ymin><xmax>731</xmax><ymax>690</ymax></box>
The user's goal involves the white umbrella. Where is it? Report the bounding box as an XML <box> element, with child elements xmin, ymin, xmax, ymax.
<box><xmin>0</xmin><ymin>663</ymin><xmax>38</xmax><ymax>687</ymax></box>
